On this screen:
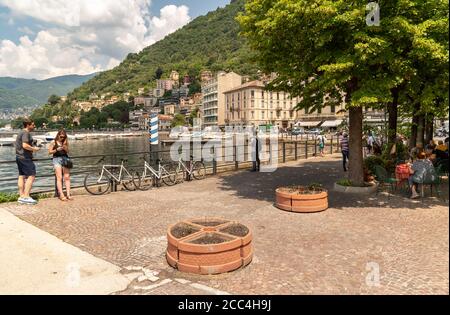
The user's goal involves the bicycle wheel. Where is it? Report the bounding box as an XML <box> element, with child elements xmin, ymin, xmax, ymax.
<box><xmin>133</xmin><ymin>170</ymin><xmax>154</xmax><ymax>191</ymax></box>
<box><xmin>122</xmin><ymin>170</ymin><xmax>136</xmax><ymax>191</ymax></box>
<box><xmin>84</xmin><ymin>171</ymin><xmax>110</xmax><ymax>195</ymax></box>
<box><xmin>162</xmin><ymin>163</ymin><xmax>178</xmax><ymax>186</ymax></box>
<box><xmin>192</xmin><ymin>161</ymin><xmax>207</xmax><ymax>180</ymax></box>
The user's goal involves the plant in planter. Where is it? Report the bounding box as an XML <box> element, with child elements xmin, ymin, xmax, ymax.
<box><xmin>334</xmin><ymin>178</ymin><xmax>378</xmax><ymax>194</ymax></box>
<box><xmin>275</xmin><ymin>184</ymin><xmax>328</xmax><ymax>213</ymax></box>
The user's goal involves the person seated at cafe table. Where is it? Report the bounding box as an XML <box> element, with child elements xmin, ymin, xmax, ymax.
<box><xmin>408</xmin><ymin>152</ymin><xmax>436</xmax><ymax>199</ymax></box>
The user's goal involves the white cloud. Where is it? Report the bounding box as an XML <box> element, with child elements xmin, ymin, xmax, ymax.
<box><xmin>18</xmin><ymin>26</ymin><xmax>35</xmax><ymax>35</ymax></box>
<box><xmin>0</xmin><ymin>0</ymin><xmax>191</xmax><ymax>79</ymax></box>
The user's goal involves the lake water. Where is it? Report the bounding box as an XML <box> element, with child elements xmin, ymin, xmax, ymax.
<box><xmin>0</xmin><ymin>136</ymin><xmax>160</xmax><ymax>193</ymax></box>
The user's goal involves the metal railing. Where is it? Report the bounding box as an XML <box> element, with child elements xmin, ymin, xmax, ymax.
<box><xmin>0</xmin><ymin>136</ymin><xmax>341</xmax><ymax>195</ymax></box>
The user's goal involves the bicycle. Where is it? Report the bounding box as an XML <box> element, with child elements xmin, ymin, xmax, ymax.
<box><xmin>84</xmin><ymin>157</ymin><xmax>136</xmax><ymax>195</ymax></box>
<box><xmin>175</xmin><ymin>156</ymin><xmax>207</xmax><ymax>182</ymax></box>
<box><xmin>132</xmin><ymin>158</ymin><xmax>178</xmax><ymax>191</ymax></box>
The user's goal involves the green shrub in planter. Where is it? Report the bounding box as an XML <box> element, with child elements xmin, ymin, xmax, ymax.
<box><xmin>364</xmin><ymin>156</ymin><xmax>386</xmax><ymax>176</ymax></box>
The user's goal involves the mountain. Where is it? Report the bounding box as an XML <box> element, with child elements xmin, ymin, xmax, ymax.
<box><xmin>0</xmin><ymin>73</ymin><xmax>97</xmax><ymax>109</ymax></box>
<box><xmin>68</xmin><ymin>0</ymin><xmax>257</xmax><ymax>101</ymax></box>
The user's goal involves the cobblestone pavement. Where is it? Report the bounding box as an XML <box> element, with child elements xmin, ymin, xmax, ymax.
<box><xmin>2</xmin><ymin>154</ymin><xmax>448</xmax><ymax>295</ymax></box>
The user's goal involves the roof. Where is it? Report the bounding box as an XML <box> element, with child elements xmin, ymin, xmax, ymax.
<box><xmin>224</xmin><ymin>80</ymin><xmax>266</xmax><ymax>94</ymax></box>
<box><xmin>158</xmin><ymin>114</ymin><xmax>173</xmax><ymax>121</ymax></box>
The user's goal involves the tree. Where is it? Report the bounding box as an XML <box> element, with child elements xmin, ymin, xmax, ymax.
<box><xmin>188</xmin><ymin>81</ymin><xmax>201</xmax><ymax>95</ymax></box>
<box><xmin>239</xmin><ymin>0</ymin><xmax>449</xmax><ymax>186</ymax></box>
<box><xmin>188</xmin><ymin>107</ymin><xmax>200</xmax><ymax>126</ymax></box>
<box><xmin>48</xmin><ymin>94</ymin><xmax>61</xmax><ymax>106</ymax></box>
<box><xmin>155</xmin><ymin>67</ymin><xmax>163</xmax><ymax>80</ymax></box>
<box><xmin>171</xmin><ymin>114</ymin><xmax>186</xmax><ymax>127</ymax></box>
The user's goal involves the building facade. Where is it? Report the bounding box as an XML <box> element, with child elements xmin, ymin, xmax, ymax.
<box><xmin>201</xmin><ymin>71</ymin><xmax>242</xmax><ymax>127</ymax></box>
<box><xmin>224</xmin><ymin>80</ymin><xmax>347</xmax><ymax>130</ymax></box>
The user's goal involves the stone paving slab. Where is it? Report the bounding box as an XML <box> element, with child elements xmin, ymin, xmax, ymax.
<box><xmin>2</xmin><ymin>154</ymin><xmax>448</xmax><ymax>295</ymax></box>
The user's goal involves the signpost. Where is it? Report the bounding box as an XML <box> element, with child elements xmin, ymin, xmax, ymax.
<box><xmin>149</xmin><ymin>114</ymin><xmax>159</xmax><ymax>166</ymax></box>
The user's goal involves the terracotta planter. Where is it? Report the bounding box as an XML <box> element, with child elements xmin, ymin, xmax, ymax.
<box><xmin>275</xmin><ymin>186</ymin><xmax>328</xmax><ymax>213</ymax></box>
<box><xmin>166</xmin><ymin>218</ymin><xmax>253</xmax><ymax>275</ymax></box>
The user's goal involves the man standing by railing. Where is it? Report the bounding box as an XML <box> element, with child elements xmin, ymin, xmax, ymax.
<box><xmin>15</xmin><ymin>118</ymin><xmax>40</xmax><ymax>204</ymax></box>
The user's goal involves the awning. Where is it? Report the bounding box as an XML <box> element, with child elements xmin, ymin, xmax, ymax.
<box><xmin>298</xmin><ymin>121</ymin><xmax>322</xmax><ymax>127</ymax></box>
<box><xmin>321</xmin><ymin>120</ymin><xmax>343</xmax><ymax>127</ymax></box>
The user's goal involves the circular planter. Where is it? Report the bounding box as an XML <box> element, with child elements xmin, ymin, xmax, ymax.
<box><xmin>166</xmin><ymin>218</ymin><xmax>253</xmax><ymax>275</ymax></box>
<box><xmin>275</xmin><ymin>186</ymin><xmax>328</xmax><ymax>213</ymax></box>
<box><xmin>333</xmin><ymin>182</ymin><xmax>378</xmax><ymax>194</ymax></box>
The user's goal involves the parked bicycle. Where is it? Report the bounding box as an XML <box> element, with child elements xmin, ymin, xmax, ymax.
<box><xmin>132</xmin><ymin>158</ymin><xmax>178</xmax><ymax>191</ymax></box>
<box><xmin>175</xmin><ymin>156</ymin><xmax>207</xmax><ymax>183</ymax></box>
<box><xmin>84</xmin><ymin>157</ymin><xmax>136</xmax><ymax>195</ymax></box>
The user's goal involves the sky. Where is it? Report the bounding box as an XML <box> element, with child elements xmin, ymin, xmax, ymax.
<box><xmin>0</xmin><ymin>0</ymin><xmax>231</xmax><ymax>80</ymax></box>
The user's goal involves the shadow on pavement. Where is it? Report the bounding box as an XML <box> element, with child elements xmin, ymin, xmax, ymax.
<box><xmin>218</xmin><ymin>158</ymin><xmax>449</xmax><ymax>210</ymax></box>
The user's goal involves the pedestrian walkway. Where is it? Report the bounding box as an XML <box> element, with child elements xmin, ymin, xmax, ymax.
<box><xmin>0</xmin><ymin>208</ymin><xmax>129</xmax><ymax>294</ymax></box>
<box><xmin>1</xmin><ymin>155</ymin><xmax>448</xmax><ymax>294</ymax></box>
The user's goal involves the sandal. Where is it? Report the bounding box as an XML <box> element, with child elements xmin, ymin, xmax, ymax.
<box><xmin>67</xmin><ymin>196</ymin><xmax>74</xmax><ymax>201</ymax></box>
<box><xmin>59</xmin><ymin>196</ymin><xmax>68</xmax><ymax>202</ymax></box>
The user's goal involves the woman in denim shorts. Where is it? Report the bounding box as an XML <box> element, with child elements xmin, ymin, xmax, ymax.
<box><xmin>48</xmin><ymin>129</ymin><xmax>73</xmax><ymax>201</ymax></box>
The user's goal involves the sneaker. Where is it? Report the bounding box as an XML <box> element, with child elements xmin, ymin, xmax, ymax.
<box><xmin>17</xmin><ymin>197</ymin><xmax>26</xmax><ymax>204</ymax></box>
<box><xmin>411</xmin><ymin>192</ymin><xmax>420</xmax><ymax>199</ymax></box>
<box><xmin>20</xmin><ymin>197</ymin><xmax>38</xmax><ymax>205</ymax></box>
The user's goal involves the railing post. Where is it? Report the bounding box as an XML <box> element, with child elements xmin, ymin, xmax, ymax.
<box><xmin>314</xmin><ymin>138</ymin><xmax>317</xmax><ymax>156</ymax></box>
<box><xmin>305</xmin><ymin>140</ymin><xmax>308</xmax><ymax>159</ymax></box>
<box><xmin>283</xmin><ymin>142</ymin><xmax>286</xmax><ymax>163</ymax></box>
<box><xmin>111</xmin><ymin>154</ymin><xmax>117</xmax><ymax>192</ymax></box>
<box><xmin>212</xmin><ymin>147</ymin><xmax>217</xmax><ymax>175</ymax></box>
<box><xmin>331</xmin><ymin>137</ymin><xmax>334</xmax><ymax>154</ymax></box>
<box><xmin>234</xmin><ymin>145</ymin><xmax>238</xmax><ymax>171</ymax></box>
<box><xmin>295</xmin><ymin>142</ymin><xmax>298</xmax><ymax>160</ymax></box>
<box><xmin>54</xmin><ymin>175</ymin><xmax>59</xmax><ymax>198</ymax></box>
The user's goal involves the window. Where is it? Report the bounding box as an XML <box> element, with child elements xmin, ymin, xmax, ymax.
<box><xmin>251</xmin><ymin>90</ymin><xmax>255</xmax><ymax>98</ymax></box>
<box><xmin>283</xmin><ymin>112</ymin><xmax>286</xmax><ymax>119</ymax></box>
<box><xmin>331</xmin><ymin>104</ymin><xmax>336</xmax><ymax>113</ymax></box>
<box><xmin>283</xmin><ymin>101</ymin><xmax>286</xmax><ymax>109</ymax></box>
<box><xmin>290</xmin><ymin>110</ymin><xmax>294</xmax><ymax>118</ymax></box>
<box><xmin>262</xmin><ymin>91</ymin><xmax>265</xmax><ymax>98</ymax></box>
<box><xmin>262</xmin><ymin>111</ymin><xmax>265</xmax><ymax>119</ymax></box>
<box><xmin>270</xmin><ymin>111</ymin><xmax>274</xmax><ymax>118</ymax></box>
<box><xmin>251</xmin><ymin>100</ymin><xmax>255</xmax><ymax>108</ymax></box>
<box><xmin>277</xmin><ymin>92</ymin><xmax>279</xmax><ymax>100</ymax></box>
<box><xmin>251</xmin><ymin>111</ymin><xmax>255</xmax><ymax>119</ymax></box>
<box><xmin>270</xmin><ymin>92</ymin><xmax>273</xmax><ymax>99</ymax></box>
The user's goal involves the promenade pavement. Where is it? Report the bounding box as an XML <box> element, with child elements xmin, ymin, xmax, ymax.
<box><xmin>1</xmin><ymin>154</ymin><xmax>448</xmax><ymax>295</ymax></box>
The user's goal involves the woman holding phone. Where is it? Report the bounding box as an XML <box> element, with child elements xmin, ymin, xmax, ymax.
<box><xmin>48</xmin><ymin>129</ymin><xmax>73</xmax><ymax>201</ymax></box>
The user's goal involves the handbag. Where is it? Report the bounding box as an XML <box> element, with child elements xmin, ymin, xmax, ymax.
<box><xmin>61</xmin><ymin>156</ymin><xmax>74</xmax><ymax>169</ymax></box>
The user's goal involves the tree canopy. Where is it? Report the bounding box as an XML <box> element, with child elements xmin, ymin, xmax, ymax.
<box><xmin>239</xmin><ymin>0</ymin><xmax>449</xmax><ymax>185</ymax></box>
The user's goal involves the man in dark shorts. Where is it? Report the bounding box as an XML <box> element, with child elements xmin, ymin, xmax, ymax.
<box><xmin>15</xmin><ymin>118</ymin><xmax>40</xmax><ymax>204</ymax></box>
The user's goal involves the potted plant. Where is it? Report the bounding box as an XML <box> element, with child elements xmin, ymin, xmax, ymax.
<box><xmin>275</xmin><ymin>183</ymin><xmax>328</xmax><ymax>213</ymax></box>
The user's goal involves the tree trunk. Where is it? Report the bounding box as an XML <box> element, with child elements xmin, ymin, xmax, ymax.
<box><xmin>348</xmin><ymin>106</ymin><xmax>364</xmax><ymax>186</ymax></box>
<box><xmin>424</xmin><ymin>113</ymin><xmax>434</xmax><ymax>145</ymax></box>
<box><xmin>409</xmin><ymin>103</ymin><xmax>420</xmax><ymax>149</ymax></box>
<box><xmin>416</xmin><ymin>115</ymin><xmax>425</xmax><ymax>149</ymax></box>
<box><xmin>388</xmin><ymin>88</ymin><xmax>399</xmax><ymax>147</ymax></box>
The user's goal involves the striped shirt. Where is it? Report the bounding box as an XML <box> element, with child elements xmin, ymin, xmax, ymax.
<box><xmin>340</xmin><ymin>136</ymin><xmax>349</xmax><ymax>152</ymax></box>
